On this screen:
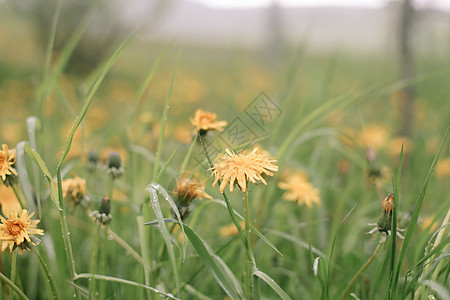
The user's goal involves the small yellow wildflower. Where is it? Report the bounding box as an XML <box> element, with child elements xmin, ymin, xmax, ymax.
<box><xmin>0</xmin><ymin>144</ymin><xmax>17</xmax><ymax>182</ymax></box>
<box><xmin>61</xmin><ymin>176</ymin><xmax>89</xmax><ymax>207</ymax></box>
<box><xmin>212</xmin><ymin>147</ymin><xmax>278</xmax><ymax>193</ymax></box>
<box><xmin>0</xmin><ymin>209</ymin><xmax>44</xmax><ymax>254</ymax></box>
<box><xmin>0</xmin><ymin>185</ymin><xmax>21</xmax><ymax>214</ymax></box>
<box><xmin>190</xmin><ymin>109</ymin><xmax>227</xmax><ymax>134</ymax></box>
<box><xmin>359</xmin><ymin>124</ymin><xmax>390</xmax><ymax>150</ymax></box>
<box><xmin>175</xmin><ymin>174</ymin><xmax>212</xmax><ymax>205</ymax></box>
<box><xmin>278</xmin><ymin>171</ymin><xmax>321</xmax><ymax>208</ymax></box>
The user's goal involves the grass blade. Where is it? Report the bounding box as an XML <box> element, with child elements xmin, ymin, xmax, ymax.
<box><xmin>393</xmin><ymin>127</ymin><xmax>449</xmax><ymax>295</ymax></box>
<box><xmin>73</xmin><ymin>274</ymin><xmax>179</xmax><ymax>299</ymax></box>
<box><xmin>146</xmin><ymin>186</ymin><xmax>180</xmax><ymax>296</ymax></box>
<box><xmin>253</xmin><ymin>269</ymin><xmax>292</xmax><ymax>300</ymax></box>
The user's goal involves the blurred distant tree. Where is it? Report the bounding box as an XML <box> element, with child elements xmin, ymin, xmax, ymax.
<box><xmin>10</xmin><ymin>0</ymin><xmax>128</xmax><ymax>74</ymax></box>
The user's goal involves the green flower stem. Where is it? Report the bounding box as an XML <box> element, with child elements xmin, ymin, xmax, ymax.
<box><xmin>11</xmin><ymin>184</ymin><xmax>26</xmax><ymax>209</ymax></box>
<box><xmin>243</xmin><ymin>190</ymin><xmax>258</xmax><ymax>300</ymax></box>
<box><xmin>180</xmin><ymin>133</ymin><xmax>198</xmax><ymax>174</ymax></box>
<box><xmin>8</xmin><ymin>250</ymin><xmax>17</xmax><ymax>300</ymax></box>
<box><xmin>0</xmin><ymin>271</ymin><xmax>29</xmax><ymax>300</ymax></box>
<box><xmin>89</xmin><ymin>224</ymin><xmax>102</xmax><ymax>300</ymax></box>
<box><xmin>137</xmin><ymin>215</ymin><xmax>152</xmax><ymax>300</ymax></box>
<box><xmin>108</xmin><ymin>177</ymin><xmax>115</xmax><ymax>201</ymax></box>
<box><xmin>340</xmin><ymin>241</ymin><xmax>384</xmax><ymax>300</ymax></box>
<box><xmin>107</xmin><ymin>229</ymin><xmax>144</xmax><ymax>266</ymax></box>
<box><xmin>35</xmin><ymin>250</ymin><xmax>59</xmax><ymax>300</ymax></box>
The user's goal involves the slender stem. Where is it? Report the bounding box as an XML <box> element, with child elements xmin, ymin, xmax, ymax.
<box><xmin>58</xmin><ymin>207</ymin><xmax>77</xmax><ymax>280</ymax></box>
<box><xmin>98</xmin><ymin>229</ymin><xmax>107</xmax><ymax>300</ymax></box>
<box><xmin>243</xmin><ymin>190</ymin><xmax>253</xmax><ymax>300</ymax></box>
<box><xmin>0</xmin><ymin>271</ymin><xmax>29</xmax><ymax>300</ymax></box>
<box><xmin>108</xmin><ymin>177</ymin><xmax>115</xmax><ymax>202</ymax></box>
<box><xmin>137</xmin><ymin>215</ymin><xmax>152</xmax><ymax>300</ymax></box>
<box><xmin>35</xmin><ymin>250</ymin><xmax>59</xmax><ymax>300</ymax></box>
<box><xmin>180</xmin><ymin>134</ymin><xmax>198</xmax><ymax>174</ymax></box>
<box><xmin>341</xmin><ymin>241</ymin><xmax>384</xmax><ymax>300</ymax></box>
<box><xmin>89</xmin><ymin>224</ymin><xmax>102</xmax><ymax>300</ymax></box>
<box><xmin>8</xmin><ymin>250</ymin><xmax>17</xmax><ymax>300</ymax></box>
<box><xmin>11</xmin><ymin>184</ymin><xmax>26</xmax><ymax>209</ymax></box>
<box><xmin>107</xmin><ymin>229</ymin><xmax>144</xmax><ymax>266</ymax></box>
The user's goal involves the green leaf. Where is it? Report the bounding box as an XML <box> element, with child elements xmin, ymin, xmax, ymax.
<box><xmin>253</xmin><ymin>269</ymin><xmax>292</xmax><ymax>300</ymax></box>
<box><xmin>145</xmin><ymin>221</ymin><xmax>244</xmax><ymax>299</ymax></box>
<box><xmin>23</xmin><ymin>143</ymin><xmax>59</xmax><ymax>207</ymax></box>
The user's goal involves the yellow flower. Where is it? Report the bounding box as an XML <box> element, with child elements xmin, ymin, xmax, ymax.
<box><xmin>175</xmin><ymin>174</ymin><xmax>212</xmax><ymax>205</ymax></box>
<box><xmin>359</xmin><ymin>125</ymin><xmax>390</xmax><ymax>150</ymax></box>
<box><xmin>62</xmin><ymin>176</ymin><xmax>89</xmax><ymax>206</ymax></box>
<box><xmin>0</xmin><ymin>144</ymin><xmax>17</xmax><ymax>182</ymax></box>
<box><xmin>219</xmin><ymin>221</ymin><xmax>245</xmax><ymax>237</ymax></box>
<box><xmin>389</xmin><ymin>136</ymin><xmax>413</xmax><ymax>156</ymax></box>
<box><xmin>0</xmin><ymin>209</ymin><xmax>44</xmax><ymax>254</ymax></box>
<box><xmin>190</xmin><ymin>109</ymin><xmax>227</xmax><ymax>133</ymax></box>
<box><xmin>435</xmin><ymin>158</ymin><xmax>450</xmax><ymax>179</ymax></box>
<box><xmin>278</xmin><ymin>171</ymin><xmax>321</xmax><ymax>208</ymax></box>
<box><xmin>212</xmin><ymin>147</ymin><xmax>278</xmax><ymax>193</ymax></box>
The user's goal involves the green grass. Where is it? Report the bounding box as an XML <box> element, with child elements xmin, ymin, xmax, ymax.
<box><xmin>0</xmin><ymin>6</ymin><xmax>449</xmax><ymax>300</ymax></box>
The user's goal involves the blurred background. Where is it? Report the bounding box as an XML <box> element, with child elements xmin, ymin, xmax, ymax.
<box><xmin>0</xmin><ymin>0</ymin><xmax>449</xmax><ymax>151</ymax></box>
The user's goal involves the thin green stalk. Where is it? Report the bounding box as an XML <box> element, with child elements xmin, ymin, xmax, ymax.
<box><xmin>0</xmin><ymin>271</ymin><xmax>29</xmax><ymax>300</ymax></box>
<box><xmin>107</xmin><ymin>229</ymin><xmax>144</xmax><ymax>266</ymax></box>
<box><xmin>180</xmin><ymin>134</ymin><xmax>198</xmax><ymax>174</ymax></box>
<box><xmin>98</xmin><ymin>229</ymin><xmax>107</xmax><ymax>300</ymax></box>
<box><xmin>35</xmin><ymin>250</ymin><xmax>59</xmax><ymax>300</ymax></box>
<box><xmin>341</xmin><ymin>241</ymin><xmax>384</xmax><ymax>300</ymax></box>
<box><xmin>137</xmin><ymin>215</ymin><xmax>152</xmax><ymax>300</ymax></box>
<box><xmin>108</xmin><ymin>177</ymin><xmax>115</xmax><ymax>202</ymax></box>
<box><xmin>9</xmin><ymin>251</ymin><xmax>17</xmax><ymax>300</ymax></box>
<box><xmin>152</xmin><ymin>47</ymin><xmax>181</xmax><ymax>181</ymax></box>
<box><xmin>11</xmin><ymin>184</ymin><xmax>25</xmax><ymax>209</ymax></box>
<box><xmin>243</xmin><ymin>190</ymin><xmax>253</xmax><ymax>300</ymax></box>
<box><xmin>89</xmin><ymin>224</ymin><xmax>102</xmax><ymax>300</ymax></box>
<box><xmin>57</xmin><ymin>206</ymin><xmax>77</xmax><ymax>281</ymax></box>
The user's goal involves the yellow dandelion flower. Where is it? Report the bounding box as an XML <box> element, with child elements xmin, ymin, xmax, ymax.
<box><xmin>190</xmin><ymin>109</ymin><xmax>227</xmax><ymax>133</ymax></box>
<box><xmin>61</xmin><ymin>176</ymin><xmax>89</xmax><ymax>206</ymax></box>
<box><xmin>0</xmin><ymin>209</ymin><xmax>44</xmax><ymax>254</ymax></box>
<box><xmin>435</xmin><ymin>158</ymin><xmax>450</xmax><ymax>179</ymax></box>
<box><xmin>278</xmin><ymin>171</ymin><xmax>321</xmax><ymax>208</ymax></box>
<box><xmin>219</xmin><ymin>221</ymin><xmax>245</xmax><ymax>237</ymax></box>
<box><xmin>212</xmin><ymin>147</ymin><xmax>278</xmax><ymax>193</ymax></box>
<box><xmin>0</xmin><ymin>144</ymin><xmax>17</xmax><ymax>182</ymax></box>
<box><xmin>175</xmin><ymin>174</ymin><xmax>212</xmax><ymax>205</ymax></box>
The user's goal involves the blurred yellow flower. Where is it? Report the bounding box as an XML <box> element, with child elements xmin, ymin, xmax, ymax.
<box><xmin>174</xmin><ymin>125</ymin><xmax>193</xmax><ymax>144</ymax></box>
<box><xmin>435</xmin><ymin>158</ymin><xmax>450</xmax><ymax>179</ymax></box>
<box><xmin>0</xmin><ymin>144</ymin><xmax>17</xmax><ymax>182</ymax></box>
<box><xmin>389</xmin><ymin>136</ymin><xmax>413</xmax><ymax>156</ymax></box>
<box><xmin>190</xmin><ymin>109</ymin><xmax>227</xmax><ymax>133</ymax></box>
<box><xmin>219</xmin><ymin>221</ymin><xmax>245</xmax><ymax>237</ymax></box>
<box><xmin>212</xmin><ymin>147</ymin><xmax>278</xmax><ymax>193</ymax></box>
<box><xmin>62</xmin><ymin>176</ymin><xmax>88</xmax><ymax>205</ymax></box>
<box><xmin>0</xmin><ymin>209</ymin><xmax>44</xmax><ymax>254</ymax></box>
<box><xmin>174</xmin><ymin>174</ymin><xmax>212</xmax><ymax>205</ymax></box>
<box><xmin>278</xmin><ymin>170</ymin><xmax>321</xmax><ymax>208</ymax></box>
<box><xmin>359</xmin><ymin>124</ymin><xmax>390</xmax><ymax>150</ymax></box>
<box><xmin>420</xmin><ymin>216</ymin><xmax>438</xmax><ymax>232</ymax></box>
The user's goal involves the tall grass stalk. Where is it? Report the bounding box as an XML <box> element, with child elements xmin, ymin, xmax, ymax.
<box><xmin>0</xmin><ymin>271</ymin><xmax>29</xmax><ymax>300</ymax></box>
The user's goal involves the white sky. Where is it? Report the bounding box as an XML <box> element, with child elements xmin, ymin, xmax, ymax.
<box><xmin>191</xmin><ymin>0</ymin><xmax>450</xmax><ymax>9</ymax></box>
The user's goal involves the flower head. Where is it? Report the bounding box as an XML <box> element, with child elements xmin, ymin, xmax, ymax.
<box><xmin>212</xmin><ymin>147</ymin><xmax>278</xmax><ymax>193</ymax></box>
<box><xmin>367</xmin><ymin>193</ymin><xmax>405</xmax><ymax>239</ymax></box>
<box><xmin>0</xmin><ymin>209</ymin><xmax>44</xmax><ymax>254</ymax></box>
<box><xmin>90</xmin><ymin>197</ymin><xmax>112</xmax><ymax>226</ymax></box>
<box><xmin>190</xmin><ymin>109</ymin><xmax>227</xmax><ymax>135</ymax></box>
<box><xmin>175</xmin><ymin>174</ymin><xmax>212</xmax><ymax>206</ymax></box>
<box><xmin>278</xmin><ymin>170</ymin><xmax>321</xmax><ymax>208</ymax></box>
<box><xmin>106</xmin><ymin>152</ymin><xmax>124</xmax><ymax>179</ymax></box>
<box><xmin>0</xmin><ymin>144</ymin><xmax>18</xmax><ymax>185</ymax></box>
<box><xmin>62</xmin><ymin>175</ymin><xmax>90</xmax><ymax>208</ymax></box>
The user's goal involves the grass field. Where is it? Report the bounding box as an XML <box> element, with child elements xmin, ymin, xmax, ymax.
<box><xmin>0</xmin><ymin>5</ymin><xmax>449</xmax><ymax>300</ymax></box>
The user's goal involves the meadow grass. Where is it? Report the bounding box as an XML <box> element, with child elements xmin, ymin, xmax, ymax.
<box><xmin>0</xmin><ymin>8</ymin><xmax>449</xmax><ymax>300</ymax></box>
